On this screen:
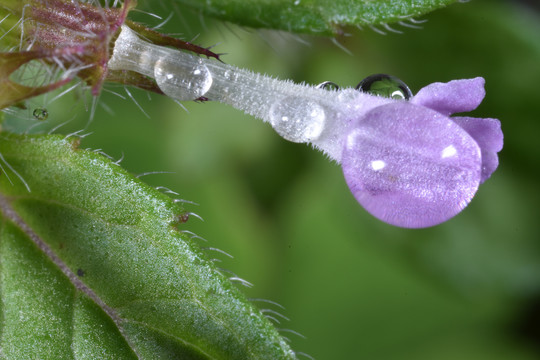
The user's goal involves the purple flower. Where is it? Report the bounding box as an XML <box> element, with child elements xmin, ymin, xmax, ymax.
<box><xmin>106</xmin><ymin>23</ymin><xmax>503</xmax><ymax>229</ymax></box>
<box><xmin>341</xmin><ymin>77</ymin><xmax>503</xmax><ymax>228</ymax></box>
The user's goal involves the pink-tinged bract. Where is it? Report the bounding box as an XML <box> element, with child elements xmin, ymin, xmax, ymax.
<box><xmin>342</xmin><ymin>102</ymin><xmax>482</xmax><ymax>228</ymax></box>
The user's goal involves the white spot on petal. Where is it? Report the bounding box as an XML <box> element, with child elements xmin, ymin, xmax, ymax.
<box><xmin>441</xmin><ymin>145</ymin><xmax>457</xmax><ymax>158</ymax></box>
<box><xmin>371</xmin><ymin>160</ymin><xmax>386</xmax><ymax>171</ymax></box>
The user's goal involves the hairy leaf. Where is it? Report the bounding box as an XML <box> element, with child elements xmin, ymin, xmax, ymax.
<box><xmin>175</xmin><ymin>0</ymin><xmax>461</xmax><ymax>36</ymax></box>
<box><xmin>0</xmin><ymin>133</ymin><xmax>295</xmax><ymax>359</ymax></box>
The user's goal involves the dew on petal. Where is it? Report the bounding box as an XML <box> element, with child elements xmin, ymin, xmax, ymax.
<box><xmin>356</xmin><ymin>74</ymin><xmax>412</xmax><ymax>100</ymax></box>
<box><xmin>341</xmin><ymin>103</ymin><xmax>482</xmax><ymax>228</ymax></box>
<box><xmin>316</xmin><ymin>81</ymin><xmax>340</xmax><ymax>91</ymax></box>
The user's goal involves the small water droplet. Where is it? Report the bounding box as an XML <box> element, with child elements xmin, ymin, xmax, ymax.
<box><xmin>32</xmin><ymin>108</ymin><xmax>48</xmax><ymax>121</ymax></box>
<box><xmin>269</xmin><ymin>97</ymin><xmax>326</xmax><ymax>143</ymax></box>
<box><xmin>154</xmin><ymin>57</ymin><xmax>213</xmax><ymax>101</ymax></box>
<box><xmin>356</xmin><ymin>74</ymin><xmax>412</xmax><ymax>100</ymax></box>
<box><xmin>316</xmin><ymin>81</ymin><xmax>340</xmax><ymax>91</ymax></box>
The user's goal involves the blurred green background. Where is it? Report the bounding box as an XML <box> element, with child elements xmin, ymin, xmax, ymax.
<box><xmin>8</xmin><ymin>0</ymin><xmax>540</xmax><ymax>358</ymax></box>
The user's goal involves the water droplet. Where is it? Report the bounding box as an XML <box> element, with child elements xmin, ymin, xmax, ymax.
<box><xmin>269</xmin><ymin>97</ymin><xmax>326</xmax><ymax>143</ymax></box>
<box><xmin>356</xmin><ymin>74</ymin><xmax>412</xmax><ymax>100</ymax></box>
<box><xmin>33</xmin><ymin>108</ymin><xmax>48</xmax><ymax>121</ymax></box>
<box><xmin>316</xmin><ymin>81</ymin><xmax>340</xmax><ymax>91</ymax></box>
<box><xmin>154</xmin><ymin>57</ymin><xmax>213</xmax><ymax>101</ymax></box>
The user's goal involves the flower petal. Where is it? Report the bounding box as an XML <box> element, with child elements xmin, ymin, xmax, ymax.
<box><xmin>411</xmin><ymin>77</ymin><xmax>486</xmax><ymax>116</ymax></box>
<box><xmin>452</xmin><ymin>116</ymin><xmax>503</xmax><ymax>182</ymax></box>
<box><xmin>342</xmin><ymin>103</ymin><xmax>482</xmax><ymax>228</ymax></box>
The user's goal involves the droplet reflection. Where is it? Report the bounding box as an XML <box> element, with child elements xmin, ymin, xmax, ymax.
<box><xmin>33</xmin><ymin>108</ymin><xmax>48</xmax><ymax>121</ymax></box>
<box><xmin>316</xmin><ymin>81</ymin><xmax>340</xmax><ymax>91</ymax></box>
<box><xmin>356</xmin><ymin>74</ymin><xmax>412</xmax><ymax>100</ymax></box>
<box><xmin>154</xmin><ymin>57</ymin><xmax>213</xmax><ymax>101</ymax></box>
<box><xmin>269</xmin><ymin>97</ymin><xmax>326</xmax><ymax>143</ymax></box>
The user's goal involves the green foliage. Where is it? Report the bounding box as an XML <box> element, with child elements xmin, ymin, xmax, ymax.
<box><xmin>1</xmin><ymin>0</ymin><xmax>539</xmax><ymax>359</ymax></box>
<box><xmin>175</xmin><ymin>0</ymin><xmax>460</xmax><ymax>35</ymax></box>
<box><xmin>0</xmin><ymin>133</ymin><xmax>294</xmax><ymax>359</ymax></box>
<box><xmin>107</xmin><ymin>0</ymin><xmax>538</xmax><ymax>358</ymax></box>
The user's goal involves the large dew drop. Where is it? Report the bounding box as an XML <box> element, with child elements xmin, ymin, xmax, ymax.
<box><xmin>154</xmin><ymin>57</ymin><xmax>213</xmax><ymax>101</ymax></box>
<box><xmin>342</xmin><ymin>102</ymin><xmax>482</xmax><ymax>228</ymax></box>
<box><xmin>356</xmin><ymin>74</ymin><xmax>412</xmax><ymax>100</ymax></box>
<box><xmin>269</xmin><ymin>97</ymin><xmax>326</xmax><ymax>143</ymax></box>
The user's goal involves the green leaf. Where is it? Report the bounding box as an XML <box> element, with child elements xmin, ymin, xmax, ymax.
<box><xmin>0</xmin><ymin>133</ymin><xmax>295</xmax><ymax>359</ymax></box>
<box><xmin>175</xmin><ymin>0</ymin><xmax>461</xmax><ymax>36</ymax></box>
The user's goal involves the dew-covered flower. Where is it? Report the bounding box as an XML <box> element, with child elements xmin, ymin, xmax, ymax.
<box><xmin>341</xmin><ymin>77</ymin><xmax>503</xmax><ymax>228</ymax></box>
<box><xmin>0</xmin><ymin>0</ymin><xmax>503</xmax><ymax>228</ymax></box>
<box><xmin>106</xmin><ymin>24</ymin><xmax>505</xmax><ymax>228</ymax></box>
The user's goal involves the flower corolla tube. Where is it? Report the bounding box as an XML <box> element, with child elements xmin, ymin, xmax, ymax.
<box><xmin>105</xmin><ymin>25</ymin><xmax>502</xmax><ymax>228</ymax></box>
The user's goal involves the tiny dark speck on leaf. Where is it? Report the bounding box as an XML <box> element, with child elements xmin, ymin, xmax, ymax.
<box><xmin>178</xmin><ymin>213</ymin><xmax>189</xmax><ymax>223</ymax></box>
